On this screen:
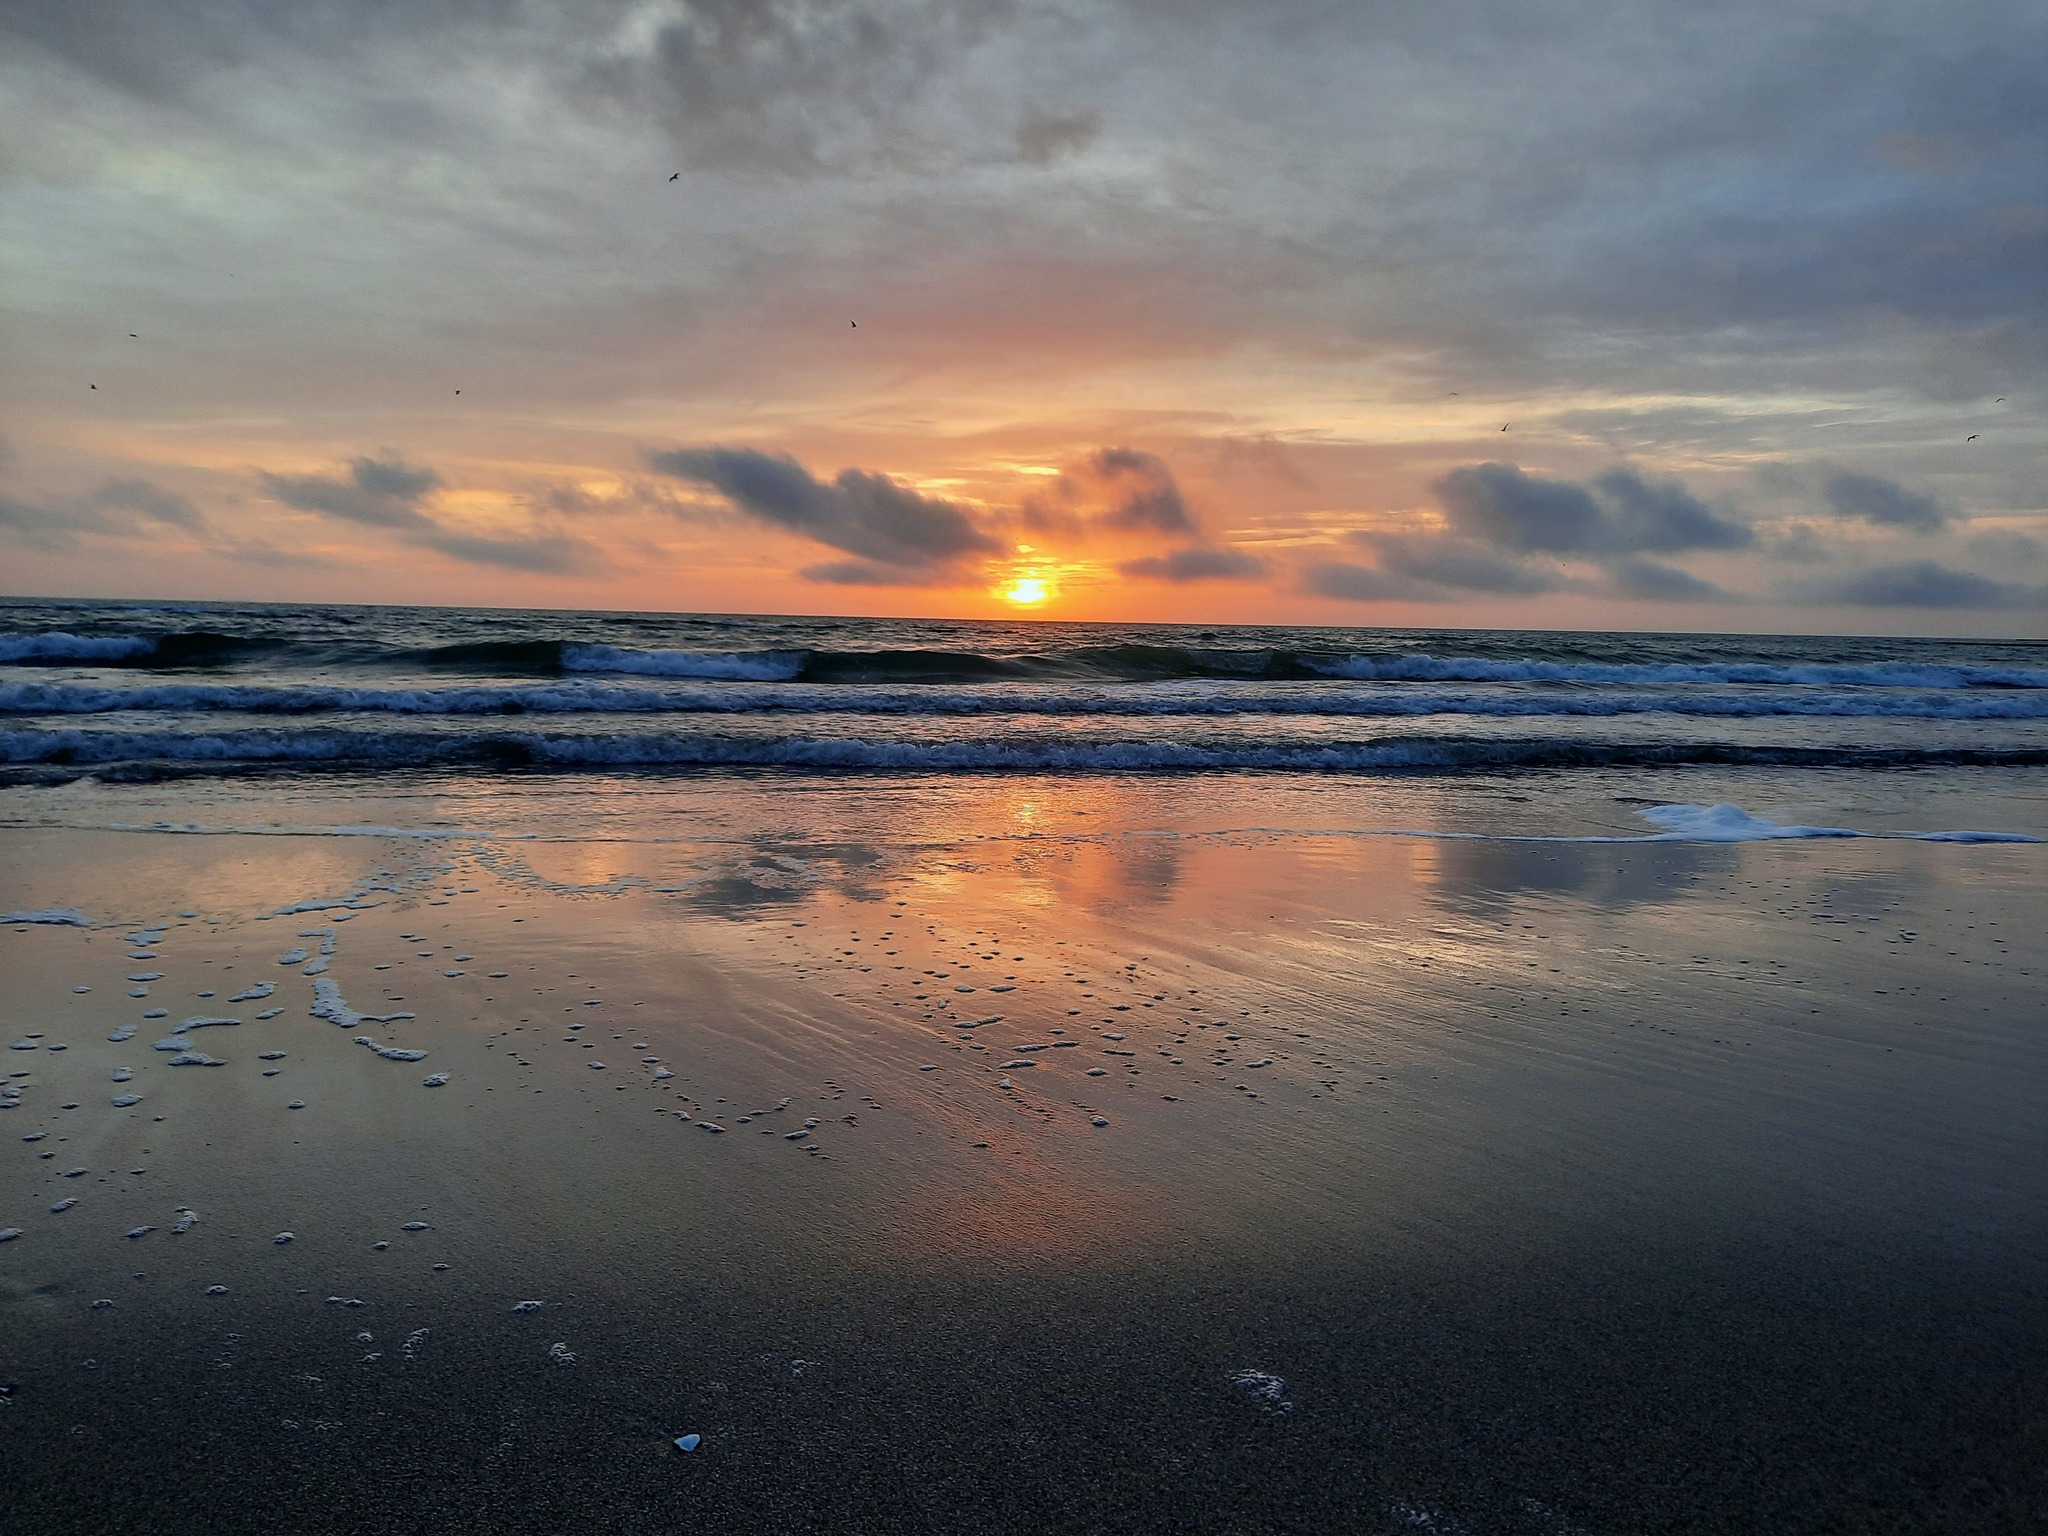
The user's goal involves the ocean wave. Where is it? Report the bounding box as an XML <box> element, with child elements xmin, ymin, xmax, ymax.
<box><xmin>6</xmin><ymin>725</ymin><xmax>2047</xmax><ymax>775</ymax></box>
<box><xmin>8</xmin><ymin>678</ymin><xmax>2048</xmax><ymax>722</ymax></box>
<box><xmin>561</xmin><ymin>643</ymin><xmax>807</xmax><ymax>681</ymax></box>
<box><xmin>0</xmin><ymin>629</ymin><xmax>285</xmax><ymax>668</ymax></box>
<box><xmin>1308</xmin><ymin>654</ymin><xmax>2048</xmax><ymax>689</ymax></box>
<box><xmin>10</xmin><ymin>624</ymin><xmax>2046</xmax><ymax>692</ymax></box>
<box><xmin>0</xmin><ymin>632</ymin><xmax>156</xmax><ymax>664</ymax></box>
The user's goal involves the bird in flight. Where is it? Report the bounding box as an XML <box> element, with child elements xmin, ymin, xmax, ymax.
<box><xmin>129</xmin><ymin>333</ymin><xmax>137</xmax><ymax>338</ymax></box>
<box><xmin>1995</xmin><ymin>397</ymin><xmax>2005</xmax><ymax>402</ymax></box>
<box><xmin>669</xmin><ymin>172</ymin><xmax>679</xmax><ymax>181</ymax></box>
<box><xmin>850</xmin><ymin>320</ymin><xmax>857</xmax><ymax>327</ymax></box>
<box><xmin>1501</xmin><ymin>423</ymin><xmax>1509</xmax><ymax>431</ymax></box>
<box><xmin>1967</xmin><ymin>434</ymin><xmax>1978</xmax><ymax>441</ymax></box>
<box><xmin>89</xmin><ymin>383</ymin><xmax>97</xmax><ymax>390</ymax></box>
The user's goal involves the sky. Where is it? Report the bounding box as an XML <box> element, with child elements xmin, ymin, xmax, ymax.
<box><xmin>1</xmin><ymin>0</ymin><xmax>2043</xmax><ymax>635</ymax></box>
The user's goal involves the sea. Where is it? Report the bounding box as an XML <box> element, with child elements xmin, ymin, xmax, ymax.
<box><xmin>3</xmin><ymin>595</ymin><xmax>2046</xmax><ymax>841</ymax></box>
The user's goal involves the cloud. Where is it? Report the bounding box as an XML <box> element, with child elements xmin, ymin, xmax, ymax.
<box><xmin>1763</xmin><ymin>522</ymin><xmax>1831</xmax><ymax>563</ymax></box>
<box><xmin>92</xmin><ymin>479</ymin><xmax>208</xmax><ymax>532</ymax></box>
<box><xmin>259</xmin><ymin>455</ymin><xmax>440</xmax><ymax>531</ymax></box>
<box><xmin>1970</xmin><ymin>529</ymin><xmax>2045</xmax><ymax>566</ymax></box>
<box><xmin>1434</xmin><ymin>462</ymin><xmax>1751</xmax><ymax>556</ymax></box>
<box><xmin>1365</xmin><ymin>532</ymin><xmax>1567</xmax><ymax>594</ymax></box>
<box><xmin>0</xmin><ymin>495</ymin><xmax>84</xmax><ymax>551</ymax></box>
<box><xmin>0</xmin><ymin>477</ymin><xmax>214</xmax><ymax>551</ymax></box>
<box><xmin>794</xmin><ymin>559</ymin><xmax>920</xmax><ymax>585</ymax></box>
<box><xmin>1015</xmin><ymin>108</ymin><xmax>1103</xmax><ymax>166</ymax></box>
<box><xmin>1300</xmin><ymin>561</ymin><xmax>1442</xmax><ymax>603</ymax></box>
<box><xmin>1023</xmin><ymin>447</ymin><xmax>1199</xmax><ymax>540</ymax></box>
<box><xmin>1117</xmin><ymin>546</ymin><xmax>1266</xmax><ymax>583</ymax></box>
<box><xmin>649</xmin><ymin>445</ymin><xmax>1001</xmax><ymax>581</ymax></box>
<box><xmin>1821</xmin><ymin>471</ymin><xmax>1948</xmax><ymax>533</ymax></box>
<box><xmin>1606</xmin><ymin>557</ymin><xmax>1728</xmax><ymax>602</ymax></box>
<box><xmin>1796</xmin><ymin>560</ymin><xmax>2037</xmax><ymax>609</ymax></box>
<box><xmin>419</xmin><ymin>531</ymin><xmax>597</xmax><ymax>574</ymax></box>
<box><xmin>259</xmin><ymin>454</ymin><xmax>599</xmax><ymax>573</ymax></box>
<box><xmin>582</xmin><ymin>0</ymin><xmax>1026</xmax><ymax>177</ymax></box>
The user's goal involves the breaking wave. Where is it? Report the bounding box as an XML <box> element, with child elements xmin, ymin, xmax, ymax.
<box><xmin>6</xmin><ymin>724</ymin><xmax>2047</xmax><ymax>776</ymax></box>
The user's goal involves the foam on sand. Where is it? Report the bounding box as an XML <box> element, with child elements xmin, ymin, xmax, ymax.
<box><xmin>1637</xmin><ymin>802</ymin><xmax>2044</xmax><ymax>843</ymax></box>
<box><xmin>2</xmin><ymin>909</ymin><xmax>90</xmax><ymax>926</ymax></box>
<box><xmin>310</xmin><ymin>978</ymin><xmax>415</xmax><ymax>1030</ymax></box>
<box><xmin>354</xmin><ymin>1035</ymin><xmax>428</xmax><ymax>1062</ymax></box>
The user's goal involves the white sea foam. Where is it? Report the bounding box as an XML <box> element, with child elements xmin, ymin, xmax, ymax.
<box><xmin>1636</xmin><ymin>802</ymin><xmax>2041</xmax><ymax>844</ymax></box>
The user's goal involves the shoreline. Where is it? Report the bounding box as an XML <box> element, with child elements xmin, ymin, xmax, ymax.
<box><xmin>3</xmin><ymin>787</ymin><xmax>2045</xmax><ymax>1532</ymax></box>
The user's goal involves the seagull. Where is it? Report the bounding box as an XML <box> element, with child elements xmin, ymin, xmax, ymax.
<box><xmin>668</xmin><ymin>172</ymin><xmax>679</xmax><ymax>181</ymax></box>
<box><xmin>90</xmin><ymin>383</ymin><xmax>97</xmax><ymax>390</ymax></box>
<box><xmin>850</xmin><ymin>320</ymin><xmax>857</xmax><ymax>327</ymax></box>
<box><xmin>1966</xmin><ymin>434</ymin><xmax>1978</xmax><ymax>441</ymax></box>
<box><xmin>455</xmin><ymin>390</ymin><xmax>461</xmax><ymax>395</ymax></box>
<box><xmin>128</xmin><ymin>333</ymin><xmax>137</xmax><ymax>338</ymax></box>
<box><xmin>1995</xmin><ymin>397</ymin><xmax>2005</xmax><ymax>402</ymax></box>
<box><xmin>1501</xmin><ymin>423</ymin><xmax>1509</xmax><ymax>431</ymax></box>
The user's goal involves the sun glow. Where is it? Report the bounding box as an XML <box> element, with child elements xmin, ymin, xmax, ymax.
<box><xmin>1003</xmin><ymin>577</ymin><xmax>1050</xmax><ymax>606</ymax></box>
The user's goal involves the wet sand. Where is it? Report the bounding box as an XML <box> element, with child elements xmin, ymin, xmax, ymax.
<box><xmin>2</xmin><ymin>779</ymin><xmax>2045</xmax><ymax>1534</ymax></box>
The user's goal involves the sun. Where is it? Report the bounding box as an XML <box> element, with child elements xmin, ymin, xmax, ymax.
<box><xmin>1003</xmin><ymin>577</ymin><xmax>1050</xmax><ymax>606</ymax></box>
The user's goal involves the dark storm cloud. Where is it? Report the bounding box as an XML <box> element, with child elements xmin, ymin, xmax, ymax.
<box><xmin>1794</xmin><ymin>560</ymin><xmax>2037</xmax><ymax>609</ymax></box>
<box><xmin>1821</xmin><ymin>471</ymin><xmax>1948</xmax><ymax>534</ymax></box>
<box><xmin>1433</xmin><ymin>463</ymin><xmax>1751</xmax><ymax>556</ymax></box>
<box><xmin>259</xmin><ymin>454</ymin><xmax>599</xmax><ymax>573</ymax></box>
<box><xmin>648</xmin><ymin>445</ymin><xmax>1001</xmax><ymax>580</ymax></box>
<box><xmin>1116</xmin><ymin>546</ymin><xmax>1266</xmax><ymax>583</ymax></box>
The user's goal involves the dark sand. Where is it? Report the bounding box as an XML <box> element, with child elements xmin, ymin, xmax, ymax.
<box><xmin>2</xmin><ymin>782</ymin><xmax>2045</xmax><ymax>1534</ymax></box>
